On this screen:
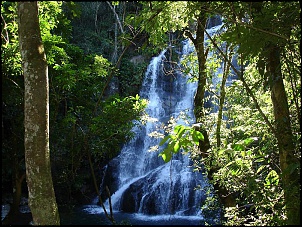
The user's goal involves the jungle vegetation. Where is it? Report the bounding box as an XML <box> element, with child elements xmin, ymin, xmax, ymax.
<box><xmin>1</xmin><ymin>1</ymin><xmax>300</xmax><ymax>225</ymax></box>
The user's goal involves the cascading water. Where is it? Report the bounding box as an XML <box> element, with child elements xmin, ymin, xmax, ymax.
<box><xmin>109</xmin><ymin>40</ymin><xmax>207</xmax><ymax>216</ymax></box>
<box><xmin>83</xmin><ymin>20</ymin><xmax>227</xmax><ymax>225</ymax></box>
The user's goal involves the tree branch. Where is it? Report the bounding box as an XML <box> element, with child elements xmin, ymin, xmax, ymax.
<box><xmin>106</xmin><ymin>1</ymin><xmax>124</xmax><ymax>34</ymax></box>
<box><xmin>1</xmin><ymin>14</ymin><xmax>9</xmax><ymax>44</ymax></box>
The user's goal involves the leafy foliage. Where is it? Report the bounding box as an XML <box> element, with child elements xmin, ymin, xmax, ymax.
<box><xmin>118</xmin><ymin>58</ymin><xmax>147</xmax><ymax>96</ymax></box>
<box><xmin>159</xmin><ymin>124</ymin><xmax>204</xmax><ymax>163</ymax></box>
<box><xmin>125</xmin><ymin>1</ymin><xmax>190</xmax><ymax>54</ymax></box>
<box><xmin>2</xmin><ymin>1</ymin><xmax>149</xmax><ymax>206</ymax></box>
<box><xmin>89</xmin><ymin>94</ymin><xmax>148</xmax><ymax>159</ymax></box>
<box><xmin>2</xmin><ymin>1</ymin><xmax>26</xmax><ymax>194</ymax></box>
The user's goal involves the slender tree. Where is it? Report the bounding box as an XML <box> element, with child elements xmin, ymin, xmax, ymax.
<box><xmin>17</xmin><ymin>1</ymin><xmax>60</xmax><ymax>225</ymax></box>
<box><xmin>266</xmin><ymin>42</ymin><xmax>300</xmax><ymax>225</ymax></box>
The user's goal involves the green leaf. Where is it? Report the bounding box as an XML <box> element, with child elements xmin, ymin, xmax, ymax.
<box><xmin>176</xmin><ymin>125</ymin><xmax>188</xmax><ymax>139</ymax></box>
<box><xmin>231</xmin><ymin>143</ymin><xmax>245</xmax><ymax>151</ymax></box>
<box><xmin>173</xmin><ymin>141</ymin><xmax>180</xmax><ymax>153</ymax></box>
<box><xmin>158</xmin><ymin>149</ymin><xmax>172</xmax><ymax>163</ymax></box>
<box><xmin>195</xmin><ymin>130</ymin><xmax>204</xmax><ymax>141</ymax></box>
<box><xmin>265</xmin><ymin>170</ymin><xmax>279</xmax><ymax>187</ymax></box>
<box><xmin>256</xmin><ymin>165</ymin><xmax>266</xmax><ymax>174</ymax></box>
<box><xmin>225</xmin><ymin>160</ymin><xmax>236</xmax><ymax>168</ymax></box>
<box><xmin>243</xmin><ymin>137</ymin><xmax>257</xmax><ymax>146</ymax></box>
<box><xmin>174</xmin><ymin>125</ymin><xmax>183</xmax><ymax>134</ymax></box>
<box><xmin>159</xmin><ymin>135</ymin><xmax>171</xmax><ymax>146</ymax></box>
<box><xmin>255</xmin><ymin>155</ymin><xmax>265</xmax><ymax>162</ymax></box>
<box><xmin>192</xmin><ymin>131</ymin><xmax>199</xmax><ymax>145</ymax></box>
<box><xmin>192</xmin><ymin>130</ymin><xmax>204</xmax><ymax>145</ymax></box>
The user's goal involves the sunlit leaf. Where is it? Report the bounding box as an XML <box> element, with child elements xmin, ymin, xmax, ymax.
<box><xmin>178</xmin><ymin>126</ymin><xmax>189</xmax><ymax>139</ymax></box>
<box><xmin>158</xmin><ymin>152</ymin><xmax>171</xmax><ymax>163</ymax></box>
<box><xmin>173</xmin><ymin>141</ymin><xmax>180</xmax><ymax>153</ymax></box>
<box><xmin>231</xmin><ymin>143</ymin><xmax>245</xmax><ymax>151</ymax></box>
<box><xmin>243</xmin><ymin>137</ymin><xmax>258</xmax><ymax>146</ymax></box>
<box><xmin>159</xmin><ymin>135</ymin><xmax>171</xmax><ymax>146</ymax></box>
<box><xmin>192</xmin><ymin>130</ymin><xmax>204</xmax><ymax>145</ymax></box>
<box><xmin>195</xmin><ymin>130</ymin><xmax>204</xmax><ymax>141</ymax></box>
<box><xmin>225</xmin><ymin>160</ymin><xmax>236</xmax><ymax>168</ymax></box>
<box><xmin>158</xmin><ymin>148</ymin><xmax>172</xmax><ymax>163</ymax></box>
<box><xmin>256</xmin><ymin>165</ymin><xmax>266</xmax><ymax>174</ymax></box>
<box><xmin>174</xmin><ymin>125</ymin><xmax>183</xmax><ymax>134</ymax></box>
<box><xmin>265</xmin><ymin>170</ymin><xmax>279</xmax><ymax>187</ymax></box>
<box><xmin>192</xmin><ymin>132</ymin><xmax>199</xmax><ymax>145</ymax></box>
<box><xmin>255</xmin><ymin>156</ymin><xmax>265</xmax><ymax>162</ymax></box>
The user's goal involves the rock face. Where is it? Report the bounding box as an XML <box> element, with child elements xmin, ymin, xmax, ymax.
<box><xmin>118</xmin><ymin>160</ymin><xmax>208</xmax><ymax>215</ymax></box>
<box><xmin>130</xmin><ymin>55</ymin><xmax>146</xmax><ymax>65</ymax></box>
<box><xmin>206</xmin><ymin>15</ymin><xmax>222</xmax><ymax>29</ymax></box>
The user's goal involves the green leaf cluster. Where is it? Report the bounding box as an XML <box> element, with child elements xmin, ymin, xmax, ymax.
<box><xmin>158</xmin><ymin>125</ymin><xmax>204</xmax><ymax>163</ymax></box>
<box><xmin>89</xmin><ymin>94</ymin><xmax>148</xmax><ymax>158</ymax></box>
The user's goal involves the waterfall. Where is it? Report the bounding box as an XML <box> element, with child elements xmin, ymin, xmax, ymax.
<box><xmin>103</xmin><ymin>39</ymin><xmax>210</xmax><ymax>216</ymax></box>
<box><xmin>84</xmin><ymin>20</ymin><xmax>227</xmax><ymax>223</ymax></box>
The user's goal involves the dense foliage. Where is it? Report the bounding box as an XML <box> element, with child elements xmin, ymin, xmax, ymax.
<box><xmin>2</xmin><ymin>1</ymin><xmax>148</xmax><ymax>209</ymax></box>
<box><xmin>1</xmin><ymin>1</ymin><xmax>300</xmax><ymax>226</ymax></box>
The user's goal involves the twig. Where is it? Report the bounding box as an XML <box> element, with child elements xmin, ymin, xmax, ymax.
<box><xmin>106</xmin><ymin>186</ymin><xmax>115</xmax><ymax>223</ymax></box>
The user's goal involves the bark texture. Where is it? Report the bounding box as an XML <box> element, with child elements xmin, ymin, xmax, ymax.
<box><xmin>267</xmin><ymin>44</ymin><xmax>300</xmax><ymax>225</ymax></box>
<box><xmin>17</xmin><ymin>1</ymin><xmax>60</xmax><ymax>225</ymax></box>
<box><xmin>192</xmin><ymin>8</ymin><xmax>208</xmax><ymax>122</ymax></box>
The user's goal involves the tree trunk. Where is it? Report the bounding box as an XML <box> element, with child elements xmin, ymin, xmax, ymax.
<box><xmin>185</xmin><ymin>6</ymin><xmax>211</xmax><ymax>155</ymax></box>
<box><xmin>192</xmin><ymin>9</ymin><xmax>208</xmax><ymax>123</ymax></box>
<box><xmin>189</xmin><ymin>9</ymin><xmax>238</xmax><ymax>209</ymax></box>
<box><xmin>17</xmin><ymin>2</ymin><xmax>60</xmax><ymax>225</ymax></box>
<box><xmin>267</xmin><ymin>44</ymin><xmax>300</xmax><ymax>225</ymax></box>
<box><xmin>216</xmin><ymin>46</ymin><xmax>233</xmax><ymax>148</ymax></box>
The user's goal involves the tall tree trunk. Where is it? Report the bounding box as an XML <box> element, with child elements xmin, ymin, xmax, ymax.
<box><xmin>17</xmin><ymin>2</ymin><xmax>60</xmax><ymax>225</ymax></box>
<box><xmin>188</xmin><ymin>10</ymin><xmax>238</xmax><ymax>208</ymax></box>
<box><xmin>216</xmin><ymin>46</ymin><xmax>233</xmax><ymax>148</ymax></box>
<box><xmin>193</xmin><ymin>9</ymin><xmax>208</xmax><ymax>123</ymax></box>
<box><xmin>185</xmin><ymin>5</ymin><xmax>210</xmax><ymax>153</ymax></box>
<box><xmin>267</xmin><ymin>44</ymin><xmax>300</xmax><ymax>225</ymax></box>
<box><xmin>106</xmin><ymin>1</ymin><xmax>126</xmax><ymax>95</ymax></box>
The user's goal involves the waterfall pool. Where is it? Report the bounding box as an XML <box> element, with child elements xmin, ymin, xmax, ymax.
<box><xmin>1</xmin><ymin>204</ymin><xmax>218</xmax><ymax>225</ymax></box>
<box><xmin>60</xmin><ymin>205</ymin><xmax>208</xmax><ymax>225</ymax></box>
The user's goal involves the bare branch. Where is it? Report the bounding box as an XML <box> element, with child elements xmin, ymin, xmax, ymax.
<box><xmin>1</xmin><ymin>14</ymin><xmax>10</xmax><ymax>44</ymax></box>
<box><xmin>106</xmin><ymin>1</ymin><xmax>124</xmax><ymax>34</ymax></box>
